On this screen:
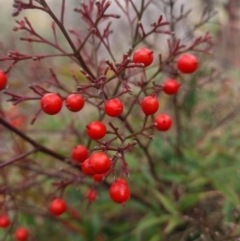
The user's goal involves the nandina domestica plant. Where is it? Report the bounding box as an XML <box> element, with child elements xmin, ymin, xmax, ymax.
<box><xmin>0</xmin><ymin>0</ymin><xmax>228</xmax><ymax>240</ymax></box>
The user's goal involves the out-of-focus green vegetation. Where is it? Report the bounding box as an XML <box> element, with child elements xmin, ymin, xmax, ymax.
<box><xmin>1</xmin><ymin>1</ymin><xmax>240</xmax><ymax>241</ymax></box>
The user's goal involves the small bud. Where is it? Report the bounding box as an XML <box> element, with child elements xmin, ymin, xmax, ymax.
<box><xmin>106</xmin><ymin>0</ymin><xmax>112</xmax><ymax>6</ymax></box>
<box><xmin>128</xmin><ymin>89</ymin><xmax>133</xmax><ymax>95</ymax></box>
<box><xmin>12</xmin><ymin>10</ymin><xmax>20</xmax><ymax>17</ymax></box>
<box><xmin>102</xmin><ymin>141</ymin><xmax>106</xmax><ymax>146</ymax></box>
<box><xmin>116</xmin><ymin>153</ymin><xmax>122</xmax><ymax>158</ymax></box>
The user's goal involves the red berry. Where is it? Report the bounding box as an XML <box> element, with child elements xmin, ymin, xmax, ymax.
<box><xmin>116</xmin><ymin>178</ymin><xmax>128</xmax><ymax>186</ymax></box>
<box><xmin>154</xmin><ymin>114</ymin><xmax>172</xmax><ymax>131</ymax></box>
<box><xmin>109</xmin><ymin>179</ymin><xmax>130</xmax><ymax>204</ymax></box>
<box><xmin>0</xmin><ymin>215</ymin><xmax>10</xmax><ymax>228</ymax></box>
<box><xmin>133</xmin><ymin>47</ymin><xmax>154</xmax><ymax>67</ymax></box>
<box><xmin>104</xmin><ymin>98</ymin><xmax>123</xmax><ymax>117</ymax></box>
<box><xmin>85</xmin><ymin>189</ymin><xmax>98</xmax><ymax>203</ymax></box>
<box><xmin>92</xmin><ymin>173</ymin><xmax>106</xmax><ymax>182</ymax></box>
<box><xmin>0</xmin><ymin>70</ymin><xmax>7</xmax><ymax>90</ymax></box>
<box><xmin>71</xmin><ymin>145</ymin><xmax>89</xmax><ymax>163</ymax></box>
<box><xmin>141</xmin><ymin>95</ymin><xmax>159</xmax><ymax>115</ymax></box>
<box><xmin>49</xmin><ymin>198</ymin><xmax>67</xmax><ymax>216</ymax></box>
<box><xmin>15</xmin><ymin>227</ymin><xmax>29</xmax><ymax>241</ymax></box>
<box><xmin>89</xmin><ymin>152</ymin><xmax>111</xmax><ymax>174</ymax></box>
<box><xmin>40</xmin><ymin>93</ymin><xmax>62</xmax><ymax>115</ymax></box>
<box><xmin>163</xmin><ymin>79</ymin><xmax>181</xmax><ymax>95</ymax></box>
<box><xmin>177</xmin><ymin>54</ymin><xmax>198</xmax><ymax>74</ymax></box>
<box><xmin>86</xmin><ymin>121</ymin><xmax>106</xmax><ymax>140</ymax></box>
<box><xmin>81</xmin><ymin>158</ymin><xmax>95</xmax><ymax>176</ymax></box>
<box><xmin>66</xmin><ymin>94</ymin><xmax>85</xmax><ymax>112</ymax></box>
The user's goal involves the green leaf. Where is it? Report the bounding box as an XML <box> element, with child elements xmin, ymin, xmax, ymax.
<box><xmin>153</xmin><ymin>190</ymin><xmax>178</xmax><ymax>215</ymax></box>
<box><xmin>178</xmin><ymin>193</ymin><xmax>201</xmax><ymax>211</ymax></box>
<box><xmin>214</xmin><ymin>182</ymin><xmax>239</xmax><ymax>205</ymax></box>
<box><xmin>163</xmin><ymin>216</ymin><xmax>183</xmax><ymax>234</ymax></box>
<box><xmin>149</xmin><ymin>233</ymin><xmax>163</xmax><ymax>241</ymax></box>
<box><xmin>134</xmin><ymin>215</ymin><xmax>170</xmax><ymax>235</ymax></box>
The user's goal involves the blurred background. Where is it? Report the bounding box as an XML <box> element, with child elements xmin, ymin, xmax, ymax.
<box><xmin>1</xmin><ymin>1</ymin><xmax>240</xmax><ymax>241</ymax></box>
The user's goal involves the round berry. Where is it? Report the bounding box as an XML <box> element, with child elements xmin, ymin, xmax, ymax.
<box><xmin>177</xmin><ymin>54</ymin><xmax>198</xmax><ymax>74</ymax></box>
<box><xmin>154</xmin><ymin>114</ymin><xmax>172</xmax><ymax>131</ymax></box>
<box><xmin>116</xmin><ymin>178</ymin><xmax>128</xmax><ymax>186</ymax></box>
<box><xmin>85</xmin><ymin>189</ymin><xmax>98</xmax><ymax>203</ymax></box>
<box><xmin>109</xmin><ymin>179</ymin><xmax>130</xmax><ymax>204</ymax></box>
<box><xmin>86</xmin><ymin>121</ymin><xmax>106</xmax><ymax>140</ymax></box>
<box><xmin>66</xmin><ymin>94</ymin><xmax>85</xmax><ymax>112</ymax></box>
<box><xmin>0</xmin><ymin>215</ymin><xmax>10</xmax><ymax>228</ymax></box>
<box><xmin>71</xmin><ymin>145</ymin><xmax>89</xmax><ymax>163</ymax></box>
<box><xmin>133</xmin><ymin>47</ymin><xmax>154</xmax><ymax>67</ymax></box>
<box><xmin>163</xmin><ymin>79</ymin><xmax>181</xmax><ymax>95</ymax></box>
<box><xmin>15</xmin><ymin>227</ymin><xmax>29</xmax><ymax>241</ymax></box>
<box><xmin>81</xmin><ymin>158</ymin><xmax>95</xmax><ymax>176</ymax></box>
<box><xmin>104</xmin><ymin>98</ymin><xmax>123</xmax><ymax>117</ymax></box>
<box><xmin>0</xmin><ymin>70</ymin><xmax>7</xmax><ymax>90</ymax></box>
<box><xmin>40</xmin><ymin>93</ymin><xmax>63</xmax><ymax>115</ymax></box>
<box><xmin>92</xmin><ymin>173</ymin><xmax>106</xmax><ymax>182</ymax></box>
<box><xmin>141</xmin><ymin>95</ymin><xmax>159</xmax><ymax>115</ymax></box>
<box><xmin>89</xmin><ymin>152</ymin><xmax>111</xmax><ymax>174</ymax></box>
<box><xmin>49</xmin><ymin>198</ymin><xmax>67</xmax><ymax>216</ymax></box>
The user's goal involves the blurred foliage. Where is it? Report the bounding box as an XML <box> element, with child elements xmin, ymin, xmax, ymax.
<box><xmin>1</xmin><ymin>1</ymin><xmax>240</xmax><ymax>241</ymax></box>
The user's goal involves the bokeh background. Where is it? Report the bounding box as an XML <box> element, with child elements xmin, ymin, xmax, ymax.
<box><xmin>1</xmin><ymin>1</ymin><xmax>240</xmax><ymax>241</ymax></box>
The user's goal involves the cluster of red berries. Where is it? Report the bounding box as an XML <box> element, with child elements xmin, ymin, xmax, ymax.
<box><xmin>0</xmin><ymin>46</ymin><xmax>198</xmax><ymax>240</ymax></box>
<box><xmin>67</xmin><ymin>49</ymin><xmax>198</xmax><ymax>206</ymax></box>
<box><xmin>132</xmin><ymin>49</ymin><xmax>198</xmax><ymax>132</ymax></box>
<box><xmin>40</xmin><ymin>93</ymin><xmax>85</xmax><ymax>115</ymax></box>
<box><xmin>132</xmin><ymin>47</ymin><xmax>198</xmax><ymax>74</ymax></box>
<box><xmin>40</xmin><ymin>49</ymin><xmax>199</xmax><ymax>205</ymax></box>
<box><xmin>0</xmin><ymin>215</ymin><xmax>29</xmax><ymax>241</ymax></box>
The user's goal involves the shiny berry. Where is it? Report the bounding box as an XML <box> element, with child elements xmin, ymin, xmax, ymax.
<box><xmin>49</xmin><ymin>198</ymin><xmax>67</xmax><ymax>216</ymax></box>
<box><xmin>163</xmin><ymin>79</ymin><xmax>181</xmax><ymax>95</ymax></box>
<box><xmin>105</xmin><ymin>98</ymin><xmax>123</xmax><ymax>117</ymax></box>
<box><xmin>109</xmin><ymin>179</ymin><xmax>130</xmax><ymax>204</ymax></box>
<box><xmin>0</xmin><ymin>215</ymin><xmax>10</xmax><ymax>228</ymax></box>
<box><xmin>81</xmin><ymin>158</ymin><xmax>95</xmax><ymax>176</ymax></box>
<box><xmin>0</xmin><ymin>70</ymin><xmax>7</xmax><ymax>90</ymax></box>
<box><xmin>154</xmin><ymin>114</ymin><xmax>172</xmax><ymax>131</ymax></box>
<box><xmin>92</xmin><ymin>173</ymin><xmax>106</xmax><ymax>182</ymax></box>
<box><xmin>85</xmin><ymin>189</ymin><xmax>98</xmax><ymax>203</ymax></box>
<box><xmin>15</xmin><ymin>227</ymin><xmax>29</xmax><ymax>241</ymax></box>
<box><xmin>133</xmin><ymin>47</ymin><xmax>154</xmax><ymax>67</ymax></box>
<box><xmin>66</xmin><ymin>94</ymin><xmax>85</xmax><ymax>112</ymax></box>
<box><xmin>40</xmin><ymin>93</ymin><xmax>62</xmax><ymax>115</ymax></box>
<box><xmin>177</xmin><ymin>54</ymin><xmax>198</xmax><ymax>74</ymax></box>
<box><xmin>86</xmin><ymin>121</ymin><xmax>106</xmax><ymax>140</ymax></box>
<box><xmin>71</xmin><ymin>145</ymin><xmax>89</xmax><ymax>163</ymax></box>
<box><xmin>141</xmin><ymin>95</ymin><xmax>159</xmax><ymax>115</ymax></box>
<box><xmin>89</xmin><ymin>152</ymin><xmax>111</xmax><ymax>174</ymax></box>
<box><xmin>116</xmin><ymin>178</ymin><xmax>128</xmax><ymax>186</ymax></box>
